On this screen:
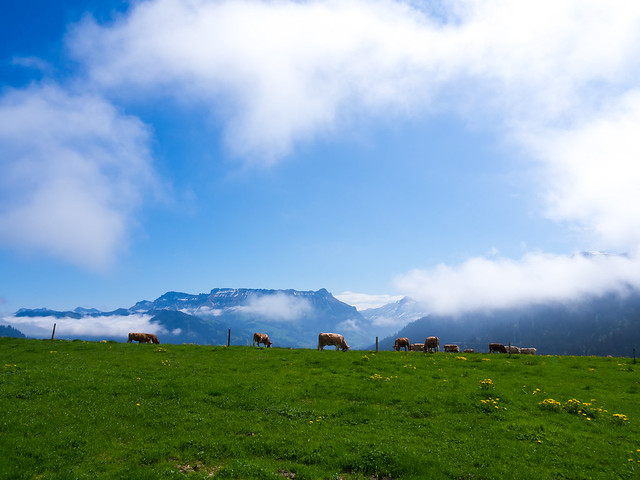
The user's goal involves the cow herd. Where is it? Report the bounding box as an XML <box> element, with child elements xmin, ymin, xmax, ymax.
<box><xmin>126</xmin><ymin>331</ymin><xmax>536</xmax><ymax>355</ymax></box>
<box><xmin>395</xmin><ymin>337</ymin><xmax>536</xmax><ymax>355</ymax></box>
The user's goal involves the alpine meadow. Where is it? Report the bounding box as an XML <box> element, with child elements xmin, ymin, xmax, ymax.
<box><xmin>1</xmin><ymin>337</ymin><xmax>639</xmax><ymax>479</ymax></box>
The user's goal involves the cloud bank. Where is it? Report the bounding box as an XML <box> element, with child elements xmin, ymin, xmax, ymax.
<box><xmin>2</xmin><ymin>313</ymin><xmax>163</xmax><ymax>339</ymax></box>
<box><xmin>237</xmin><ymin>292</ymin><xmax>312</xmax><ymax>322</ymax></box>
<box><xmin>395</xmin><ymin>251</ymin><xmax>640</xmax><ymax>316</ymax></box>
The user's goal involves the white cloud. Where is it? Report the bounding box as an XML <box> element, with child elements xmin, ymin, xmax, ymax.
<box><xmin>180</xmin><ymin>306</ymin><xmax>224</xmax><ymax>317</ymax></box>
<box><xmin>237</xmin><ymin>292</ymin><xmax>313</xmax><ymax>322</ymax></box>
<box><xmin>335</xmin><ymin>291</ymin><xmax>403</xmax><ymax>310</ymax></box>
<box><xmin>336</xmin><ymin>318</ymin><xmax>362</xmax><ymax>333</ymax></box>
<box><xmin>395</xmin><ymin>251</ymin><xmax>640</xmax><ymax>316</ymax></box>
<box><xmin>65</xmin><ymin>1</ymin><xmax>640</xmax><ymax>246</ymax></box>
<box><xmin>2</xmin><ymin>314</ymin><xmax>164</xmax><ymax>339</ymax></box>
<box><xmin>0</xmin><ymin>84</ymin><xmax>157</xmax><ymax>270</ymax></box>
<box><xmin>67</xmin><ymin>0</ymin><xmax>448</xmax><ymax>159</ymax></box>
<box><xmin>524</xmin><ymin>90</ymin><xmax>640</xmax><ymax>251</ymax></box>
<box><xmin>66</xmin><ymin>0</ymin><xmax>640</xmax><ymax>158</ymax></box>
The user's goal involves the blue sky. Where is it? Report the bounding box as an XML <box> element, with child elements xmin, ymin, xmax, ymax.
<box><xmin>3</xmin><ymin>0</ymin><xmax>640</xmax><ymax>318</ymax></box>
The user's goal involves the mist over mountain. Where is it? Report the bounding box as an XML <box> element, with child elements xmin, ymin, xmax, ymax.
<box><xmin>359</xmin><ymin>297</ymin><xmax>429</xmax><ymax>339</ymax></box>
<box><xmin>5</xmin><ymin>288</ymin><xmax>375</xmax><ymax>348</ymax></box>
<box><xmin>374</xmin><ymin>292</ymin><xmax>640</xmax><ymax>357</ymax></box>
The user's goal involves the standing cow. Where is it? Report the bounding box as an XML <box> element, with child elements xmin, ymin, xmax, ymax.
<box><xmin>424</xmin><ymin>336</ymin><xmax>440</xmax><ymax>353</ymax></box>
<box><xmin>127</xmin><ymin>332</ymin><xmax>160</xmax><ymax>344</ymax></box>
<box><xmin>317</xmin><ymin>333</ymin><xmax>350</xmax><ymax>351</ymax></box>
<box><xmin>489</xmin><ymin>343</ymin><xmax>507</xmax><ymax>353</ymax></box>
<box><xmin>252</xmin><ymin>333</ymin><xmax>272</xmax><ymax>347</ymax></box>
<box><xmin>394</xmin><ymin>337</ymin><xmax>410</xmax><ymax>352</ymax></box>
<box><xmin>444</xmin><ymin>344</ymin><xmax>460</xmax><ymax>353</ymax></box>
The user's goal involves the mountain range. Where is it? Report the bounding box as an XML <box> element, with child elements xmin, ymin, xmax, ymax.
<box><xmin>4</xmin><ymin>288</ymin><xmax>388</xmax><ymax>349</ymax></box>
<box><xmin>3</xmin><ymin>287</ymin><xmax>640</xmax><ymax>356</ymax></box>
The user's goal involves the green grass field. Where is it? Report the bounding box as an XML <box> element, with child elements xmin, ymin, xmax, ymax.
<box><xmin>1</xmin><ymin>337</ymin><xmax>639</xmax><ymax>479</ymax></box>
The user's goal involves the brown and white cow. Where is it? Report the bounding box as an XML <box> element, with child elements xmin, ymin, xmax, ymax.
<box><xmin>489</xmin><ymin>343</ymin><xmax>507</xmax><ymax>353</ymax></box>
<box><xmin>410</xmin><ymin>343</ymin><xmax>424</xmax><ymax>351</ymax></box>
<box><xmin>394</xmin><ymin>337</ymin><xmax>410</xmax><ymax>352</ymax></box>
<box><xmin>127</xmin><ymin>332</ymin><xmax>160</xmax><ymax>344</ymax></box>
<box><xmin>520</xmin><ymin>347</ymin><xmax>537</xmax><ymax>355</ymax></box>
<box><xmin>444</xmin><ymin>344</ymin><xmax>460</xmax><ymax>353</ymax></box>
<box><xmin>505</xmin><ymin>345</ymin><xmax>520</xmax><ymax>354</ymax></box>
<box><xmin>463</xmin><ymin>349</ymin><xmax>475</xmax><ymax>353</ymax></box>
<box><xmin>424</xmin><ymin>336</ymin><xmax>440</xmax><ymax>353</ymax></box>
<box><xmin>317</xmin><ymin>333</ymin><xmax>350</xmax><ymax>351</ymax></box>
<box><xmin>253</xmin><ymin>333</ymin><xmax>272</xmax><ymax>347</ymax></box>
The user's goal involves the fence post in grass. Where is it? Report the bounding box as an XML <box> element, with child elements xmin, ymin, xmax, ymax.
<box><xmin>227</xmin><ymin>329</ymin><xmax>231</xmax><ymax>347</ymax></box>
<box><xmin>634</xmin><ymin>348</ymin><xmax>636</xmax><ymax>364</ymax></box>
<box><xmin>51</xmin><ymin>323</ymin><xmax>56</xmax><ymax>341</ymax></box>
<box><xmin>508</xmin><ymin>342</ymin><xmax>511</xmax><ymax>358</ymax></box>
<box><xmin>376</xmin><ymin>336</ymin><xmax>379</xmax><ymax>353</ymax></box>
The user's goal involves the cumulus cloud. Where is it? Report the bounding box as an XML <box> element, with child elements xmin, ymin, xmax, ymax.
<box><xmin>2</xmin><ymin>314</ymin><xmax>164</xmax><ymax>339</ymax></box>
<box><xmin>237</xmin><ymin>292</ymin><xmax>312</xmax><ymax>322</ymax></box>
<box><xmin>67</xmin><ymin>0</ymin><xmax>448</xmax><ymax>159</ymax></box>
<box><xmin>66</xmin><ymin>0</ymin><xmax>640</xmax><ymax>158</ymax></box>
<box><xmin>395</xmin><ymin>251</ymin><xmax>640</xmax><ymax>316</ymax></box>
<box><xmin>64</xmin><ymin>1</ymin><xmax>640</xmax><ymax>242</ymax></box>
<box><xmin>0</xmin><ymin>84</ymin><xmax>157</xmax><ymax>270</ymax></box>
<box><xmin>525</xmin><ymin>91</ymin><xmax>640</xmax><ymax>251</ymax></box>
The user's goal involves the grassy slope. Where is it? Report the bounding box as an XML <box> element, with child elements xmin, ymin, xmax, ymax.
<box><xmin>1</xmin><ymin>338</ymin><xmax>639</xmax><ymax>479</ymax></box>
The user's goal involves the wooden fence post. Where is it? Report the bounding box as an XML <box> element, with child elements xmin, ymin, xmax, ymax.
<box><xmin>51</xmin><ymin>323</ymin><xmax>56</xmax><ymax>340</ymax></box>
<box><xmin>508</xmin><ymin>341</ymin><xmax>511</xmax><ymax>358</ymax></box>
<box><xmin>376</xmin><ymin>336</ymin><xmax>379</xmax><ymax>353</ymax></box>
<box><xmin>634</xmin><ymin>348</ymin><xmax>636</xmax><ymax>365</ymax></box>
<box><xmin>227</xmin><ymin>329</ymin><xmax>231</xmax><ymax>347</ymax></box>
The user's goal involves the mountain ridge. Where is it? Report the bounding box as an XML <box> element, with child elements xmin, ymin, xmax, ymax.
<box><xmin>6</xmin><ymin>288</ymin><xmax>373</xmax><ymax>348</ymax></box>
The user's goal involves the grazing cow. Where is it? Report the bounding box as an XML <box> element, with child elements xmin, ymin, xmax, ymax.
<box><xmin>394</xmin><ymin>337</ymin><xmax>410</xmax><ymax>352</ymax></box>
<box><xmin>505</xmin><ymin>346</ymin><xmax>520</xmax><ymax>354</ymax></box>
<box><xmin>520</xmin><ymin>347</ymin><xmax>537</xmax><ymax>355</ymax></box>
<box><xmin>410</xmin><ymin>343</ymin><xmax>424</xmax><ymax>351</ymax></box>
<box><xmin>489</xmin><ymin>343</ymin><xmax>507</xmax><ymax>354</ymax></box>
<box><xmin>127</xmin><ymin>332</ymin><xmax>160</xmax><ymax>344</ymax></box>
<box><xmin>444</xmin><ymin>344</ymin><xmax>460</xmax><ymax>353</ymax></box>
<box><xmin>424</xmin><ymin>336</ymin><xmax>440</xmax><ymax>353</ymax></box>
<box><xmin>317</xmin><ymin>333</ymin><xmax>350</xmax><ymax>351</ymax></box>
<box><xmin>464</xmin><ymin>349</ymin><xmax>474</xmax><ymax>353</ymax></box>
<box><xmin>252</xmin><ymin>333</ymin><xmax>272</xmax><ymax>347</ymax></box>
